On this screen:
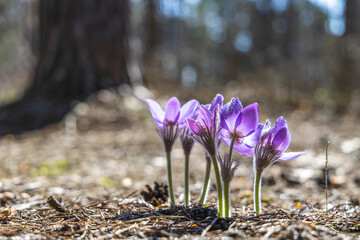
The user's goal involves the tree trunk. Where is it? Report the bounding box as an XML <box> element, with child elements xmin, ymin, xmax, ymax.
<box><xmin>250</xmin><ymin>2</ymin><xmax>274</xmax><ymax>68</ymax></box>
<box><xmin>0</xmin><ymin>0</ymin><xmax>130</xmax><ymax>136</ymax></box>
<box><xmin>26</xmin><ymin>0</ymin><xmax>130</xmax><ymax>100</ymax></box>
<box><xmin>334</xmin><ymin>0</ymin><xmax>360</xmax><ymax>115</ymax></box>
<box><xmin>144</xmin><ymin>0</ymin><xmax>157</xmax><ymax>63</ymax></box>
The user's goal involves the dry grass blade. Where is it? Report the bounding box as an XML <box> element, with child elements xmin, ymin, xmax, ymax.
<box><xmin>201</xmin><ymin>217</ymin><xmax>218</xmax><ymax>236</ymax></box>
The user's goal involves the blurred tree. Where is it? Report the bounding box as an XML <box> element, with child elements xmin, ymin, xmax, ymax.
<box><xmin>250</xmin><ymin>1</ymin><xmax>274</xmax><ymax>68</ymax></box>
<box><xmin>144</xmin><ymin>0</ymin><xmax>158</xmax><ymax>63</ymax></box>
<box><xmin>335</xmin><ymin>0</ymin><xmax>360</xmax><ymax>114</ymax></box>
<box><xmin>142</xmin><ymin>0</ymin><xmax>158</xmax><ymax>86</ymax></box>
<box><xmin>0</xmin><ymin>0</ymin><xmax>130</xmax><ymax>136</ymax></box>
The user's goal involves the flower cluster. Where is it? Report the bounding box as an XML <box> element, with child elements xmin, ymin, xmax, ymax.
<box><xmin>145</xmin><ymin>94</ymin><xmax>305</xmax><ymax>217</ymax></box>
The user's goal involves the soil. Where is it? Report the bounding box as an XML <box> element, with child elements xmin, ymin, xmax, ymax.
<box><xmin>0</xmin><ymin>81</ymin><xmax>360</xmax><ymax>239</ymax></box>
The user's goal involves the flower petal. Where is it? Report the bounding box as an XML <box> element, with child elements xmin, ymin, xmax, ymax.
<box><xmin>272</xmin><ymin>127</ymin><xmax>291</xmax><ymax>153</ymax></box>
<box><xmin>235</xmin><ymin>103</ymin><xmax>259</xmax><ymax>136</ymax></box>
<box><xmin>186</xmin><ymin>118</ymin><xmax>200</xmax><ymax>134</ymax></box>
<box><xmin>145</xmin><ymin>99</ymin><xmax>165</xmax><ymax>128</ymax></box>
<box><xmin>243</xmin><ymin>123</ymin><xmax>263</xmax><ymax>147</ymax></box>
<box><xmin>204</xmin><ymin>103</ymin><xmax>211</xmax><ymax>110</ymax></box>
<box><xmin>221</xmin><ymin>98</ymin><xmax>243</xmax><ymax>133</ymax></box>
<box><xmin>233</xmin><ymin>142</ymin><xmax>254</xmax><ymax>156</ymax></box>
<box><xmin>209</xmin><ymin>94</ymin><xmax>224</xmax><ymax>112</ymax></box>
<box><xmin>221</xmin><ymin>136</ymin><xmax>233</xmax><ymax>148</ymax></box>
<box><xmin>219</xmin><ymin>126</ymin><xmax>231</xmax><ymax>140</ymax></box>
<box><xmin>197</xmin><ymin>105</ymin><xmax>213</xmax><ymax>128</ymax></box>
<box><xmin>260</xmin><ymin>119</ymin><xmax>272</xmax><ymax>142</ymax></box>
<box><xmin>274</xmin><ymin>116</ymin><xmax>287</xmax><ymax>129</ymax></box>
<box><xmin>178</xmin><ymin>99</ymin><xmax>199</xmax><ymax>127</ymax></box>
<box><xmin>278</xmin><ymin>151</ymin><xmax>306</xmax><ymax>161</ymax></box>
<box><xmin>164</xmin><ymin>97</ymin><xmax>181</xmax><ymax>123</ymax></box>
<box><xmin>268</xmin><ymin>116</ymin><xmax>287</xmax><ymax>140</ymax></box>
<box><xmin>212</xmin><ymin>104</ymin><xmax>221</xmax><ymax>132</ymax></box>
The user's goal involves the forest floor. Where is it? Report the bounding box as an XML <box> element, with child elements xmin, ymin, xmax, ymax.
<box><xmin>0</xmin><ymin>81</ymin><xmax>360</xmax><ymax>239</ymax></box>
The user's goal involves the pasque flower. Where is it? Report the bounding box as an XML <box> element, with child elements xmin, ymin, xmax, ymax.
<box><xmin>187</xmin><ymin>103</ymin><xmax>225</xmax><ymax>217</ymax></box>
<box><xmin>145</xmin><ymin>97</ymin><xmax>198</xmax><ymax>152</ymax></box>
<box><xmin>253</xmin><ymin>117</ymin><xmax>306</xmax><ymax>215</ymax></box>
<box><xmin>196</xmin><ymin>94</ymin><xmax>224</xmax><ymax>207</ymax></box>
<box><xmin>220</xmin><ymin>98</ymin><xmax>260</xmax><ymax>158</ymax></box>
<box><xmin>146</xmin><ymin>97</ymin><xmax>198</xmax><ymax>137</ymax></box>
<box><xmin>145</xmin><ymin>97</ymin><xmax>198</xmax><ymax>206</ymax></box>
<box><xmin>187</xmin><ymin>105</ymin><xmax>220</xmax><ymax>156</ymax></box>
<box><xmin>254</xmin><ymin>117</ymin><xmax>306</xmax><ymax>171</ymax></box>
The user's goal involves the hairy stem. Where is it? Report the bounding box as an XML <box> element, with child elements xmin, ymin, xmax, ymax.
<box><xmin>211</xmin><ymin>154</ymin><xmax>224</xmax><ymax>218</ymax></box>
<box><xmin>224</xmin><ymin>181</ymin><xmax>231</xmax><ymax>218</ymax></box>
<box><xmin>184</xmin><ymin>154</ymin><xmax>190</xmax><ymax>207</ymax></box>
<box><xmin>254</xmin><ymin>169</ymin><xmax>263</xmax><ymax>215</ymax></box>
<box><xmin>199</xmin><ymin>157</ymin><xmax>211</xmax><ymax>206</ymax></box>
<box><xmin>166</xmin><ymin>151</ymin><xmax>176</xmax><ymax>206</ymax></box>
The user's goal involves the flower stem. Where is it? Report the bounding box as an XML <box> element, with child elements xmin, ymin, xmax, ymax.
<box><xmin>199</xmin><ymin>157</ymin><xmax>211</xmax><ymax>206</ymax></box>
<box><xmin>211</xmin><ymin>154</ymin><xmax>224</xmax><ymax>218</ymax></box>
<box><xmin>228</xmin><ymin>136</ymin><xmax>236</xmax><ymax>161</ymax></box>
<box><xmin>184</xmin><ymin>154</ymin><xmax>190</xmax><ymax>207</ymax></box>
<box><xmin>166</xmin><ymin>151</ymin><xmax>176</xmax><ymax>206</ymax></box>
<box><xmin>223</xmin><ymin>136</ymin><xmax>236</xmax><ymax>218</ymax></box>
<box><xmin>254</xmin><ymin>169</ymin><xmax>263</xmax><ymax>215</ymax></box>
<box><xmin>224</xmin><ymin>181</ymin><xmax>231</xmax><ymax>218</ymax></box>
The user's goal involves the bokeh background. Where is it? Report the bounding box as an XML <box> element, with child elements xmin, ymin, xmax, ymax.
<box><xmin>1</xmin><ymin>0</ymin><xmax>359</xmax><ymax>117</ymax></box>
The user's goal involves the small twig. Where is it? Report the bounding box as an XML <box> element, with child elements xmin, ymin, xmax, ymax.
<box><xmin>262</xmin><ymin>225</ymin><xmax>277</xmax><ymax>239</ymax></box>
<box><xmin>150</xmin><ymin>215</ymin><xmax>186</xmax><ymax>219</ymax></box>
<box><xmin>78</xmin><ymin>230</ymin><xmax>87</xmax><ymax>239</ymax></box>
<box><xmin>228</xmin><ymin>219</ymin><xmax>237</xmax><ymax>229</ymax></box>
<box><xmin>325</xmin><ymin>137</ymin><xmax>331</xmax><ymax>212</ymax></box>
<box><xmin>80</xmin><ymin>207</ymin><xmax>90</xmax><ymax>218</ymax></box>
<box><xmin>275</xmin><ymin>209</ymin><xmax>294</xmax><ymax>220</ymax></box>
<box><xmin>73</xmin><ymin>214</ymin><xmax>82</xmax><ymax>222</ymax></box>
<box><xmin>159</xmin><ymin>230</ymin><xmax>180</xmax><ymax>238</ymax></box>
<box><xmin>115</xmin><ymin>223</ymin><xmax>137</xmax><ymax>235</ymax></box>
<box><xmin>201</xmin><ymin>217</ymin><xmax>218</xmax><ymax>236</ymax></box>
<box><xmin>244</xmin><ymin>212</ymin><xmax>273</xmax><ymax>220</ymax></box>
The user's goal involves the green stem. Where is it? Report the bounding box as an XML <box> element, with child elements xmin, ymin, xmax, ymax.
<box><xmin>199</xmin><ymin>158</ymin><xmax>211</xmax><ymax>206</ymax></box>
<box><xmin>224</xmin><ymin>181</ymin><xmax>231</xmax><ymax>218</ymax></box>
<box><xmin>254</xmin><ymin>169</ymin><xmax>263</xmax><ymax>215</ymax></box>
<box><xmin>228</xmin><ymin>136</ymin><xmax>236</xmax><ymax>160</ymax></box>
<box><xmin>211</xmin><ymin>154</ymin><xmax>224</xmax><ymax>218</ymax></box>
<box><xmin>166</xmin><ymin>151</ymin><xmax>176</xmax><ymax>206</ymax></box>
<box><xmin>222</xmin><ymin>136</ymin><xmax>236</xmax><ymax>218</ymax></box>
<box><xmin>184</xmin><ymin>154</ymin><xmax>190</xmax><ymax>207</ymax></box>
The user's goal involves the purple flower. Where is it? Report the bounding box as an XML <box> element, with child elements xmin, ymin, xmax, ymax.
<box><xmin>220</xmin><ymin>98</ymin><xmax>260</xmax><ymax>156</ymax></box>
<box><xmin>254</xmin><ymin>117</ymin><xmax>306</xmax><ymax>171</ymax></box>
<box><xmin>205</xmin><ymin>94</ymin><xmax>224</xmax><ymax>113</ymax></box>
<box><xmin>145</xmin><ymin>97</ymin><xmax>199</xmax><ymax>129</ymax></box>
<box><xmin>145</xmin><ymin>97</ymin><xmax>199</xmax><ymax>152</ymax></box>
<box><xmin>180</xmin><ymin>128</ymin><xmax>195</xmax><ymax>155</ymax></box>
<box><xmin>186</xmin><ymin>104</ymin><xmax>221</xmax><ymax>156</ymax></box>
